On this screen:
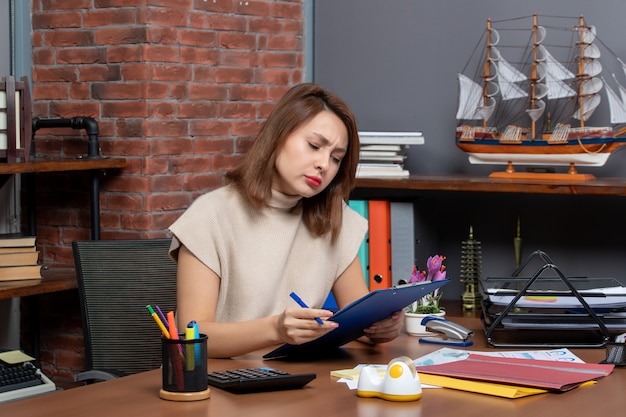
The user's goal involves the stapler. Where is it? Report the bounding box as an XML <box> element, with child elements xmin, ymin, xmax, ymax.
<box><xmin>418</xmin><ymin>316</ymin><xmax>474</xmax><ymax>346</ymax></box>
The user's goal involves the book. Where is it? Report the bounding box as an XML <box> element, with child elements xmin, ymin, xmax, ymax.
<box><xmin>0</xmin><ymin>264</ymin><xmax>43</xmax><ymax>281</ymax></box>
<box><xmin>358</xmin><ymin>131</ymin><xmax>424</xmax><ymax>146</ymax></box>
<box><xmin>0</xmin><ymin>233</ymin><xmax>37</xmax><ymax>248</ymax></box>
<box><xmin>0</xmin><ymin>251</ymin><xmax>40</xmax><ymax>267</ymax></box>
<box><xmin>367</xmin><ymin>200</ymin><xmax>391</xmax><ymax>290</ymax></box>
<box><xmin>356</xmin><ymin>165</ymin><xmax>410</xmax><ymax>178</ymax></box>
<box><xmin>0</xmin><ymin>246</ymin><xmax>36</xmax><ymax>254</ymax></box>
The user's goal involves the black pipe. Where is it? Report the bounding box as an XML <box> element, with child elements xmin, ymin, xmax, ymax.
<box><xmin>32</xmin><ymin>116</ymin><xmax>101</xmax><ymax>158</ymax></box>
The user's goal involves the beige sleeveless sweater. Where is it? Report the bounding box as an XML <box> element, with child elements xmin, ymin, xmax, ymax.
<box><xmin>169</xmin><ymin>184</ymin><xmax>367</xmax><ymax>323</ymax></box>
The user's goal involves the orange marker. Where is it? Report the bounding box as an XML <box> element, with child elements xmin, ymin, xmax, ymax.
<box><xmin>167</xmin><ymin>311</ymin><xmax>179</xmax><ymax>340</ymax></box>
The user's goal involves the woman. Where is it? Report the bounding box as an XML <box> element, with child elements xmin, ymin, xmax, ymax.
<box><xmin>170</xmin><ymin>83</ymin><xmax>403</xmax><ymax>358</ymax></box>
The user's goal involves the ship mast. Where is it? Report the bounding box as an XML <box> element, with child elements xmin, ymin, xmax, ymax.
<box><xmin>577</xmin><ymin>15</ymin><xmax>586</xmax><ymax>131</ymax></box>
<box><xmin>529</xmin><ymin>14</ymin><xmax>540</xmax><ymax>139</ymax></box>
<box><xmin>483</xmin><ymin>18</ymin><xmax>493</xmax><ymax>131</ymax></box>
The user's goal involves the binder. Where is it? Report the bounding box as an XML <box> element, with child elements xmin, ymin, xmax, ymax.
<box><xmin>367</xmin><ymin>200</ymin><xmax>391</xmax><ymax>290</ymax></box>
<box><xmin>348</xmin><ymin>200</ymin><xmax>369</xmax><ymax>288</ymax></box>
<box><xmin>390</xmin><ymin>201</ymin><xmax>415</xmax><ymax>285</ymax></box>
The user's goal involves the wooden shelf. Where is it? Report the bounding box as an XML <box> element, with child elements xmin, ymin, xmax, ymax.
<box><xmin>0</xmin><ymin>268</ymin><xmax>78</xmax><ymax>300</ymax></box>
<box><xmin>354</xmin><ymin>175</ymin><xmax>626</xmax><ymax>197</ymax></box>
<box><xmin>0</xmin><ymin>156</ymin><xmax>126</xmax><ymax>175</ymax></box>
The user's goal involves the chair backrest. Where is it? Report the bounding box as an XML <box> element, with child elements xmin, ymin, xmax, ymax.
<box><xmin>72</xmin><ymin>238</ymin><xmax>177</xmax><ymax>376</ymax></box>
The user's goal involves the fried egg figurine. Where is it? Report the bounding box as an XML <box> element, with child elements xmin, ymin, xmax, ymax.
<box><xmin>357</xmin><ymin>356</ymin><xmax>422</xmax><ymax>402</ymax></box>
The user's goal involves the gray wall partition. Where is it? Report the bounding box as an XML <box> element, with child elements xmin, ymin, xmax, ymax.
<box><xmin>314</xmin><ymin>0</ymin><xmax>626</xmax><ymax>297</ymax></box>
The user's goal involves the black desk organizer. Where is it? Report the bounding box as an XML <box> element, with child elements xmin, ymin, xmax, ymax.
<box><xmin>480</xmin><ymin>250</ymin><xmax>624</xmax><ymax>348</ymax></box>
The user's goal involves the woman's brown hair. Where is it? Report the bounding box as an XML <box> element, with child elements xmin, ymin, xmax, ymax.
<box><xmin>225</xmin><ymin>83</ymin><xmax>360</xmax><ymax>244</ymax></box>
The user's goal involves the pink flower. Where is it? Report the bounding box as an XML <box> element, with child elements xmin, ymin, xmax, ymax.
<box><xmin>426</xmin><ymin>255</ymin><xmax>447</xmax><ymax>282</ymax></box>
<box><xmin>406</xmin><ymin>255</ymin><xmax>446</xmax><ymax>314</ymax></box>
<box><xmin>408</xmin><ymin>265</ymin><xmax>427</xmax><ymax>283</ymax></box>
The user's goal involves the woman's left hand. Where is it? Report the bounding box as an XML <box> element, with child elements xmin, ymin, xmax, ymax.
<box><xmin>362</xmin><ymin>310</ymin><xmax>405</xmax><ymax>344</ymax></box>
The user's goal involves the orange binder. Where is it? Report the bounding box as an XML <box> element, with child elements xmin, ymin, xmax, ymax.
<box><xmin>367</xmin><ymin>200</ymin><xmax>391</xmax><ymax>290</ymax></box>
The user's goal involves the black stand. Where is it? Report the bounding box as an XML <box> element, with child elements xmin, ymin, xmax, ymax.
<box><xmin>481</xmin><ymin>250</ymin><xmax>612</xmax><ymax>348</ymax></box>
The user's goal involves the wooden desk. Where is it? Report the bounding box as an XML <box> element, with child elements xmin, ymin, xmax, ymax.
<box><xmin>0</xmin><ymin>313</ymin><xmax>622</xmax><ymax>417</ymax></box>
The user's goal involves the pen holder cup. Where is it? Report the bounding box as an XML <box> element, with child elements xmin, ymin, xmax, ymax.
<box><xmin>603</xmin><ymin>342</ymin><xmax>626</xmax><ymax>366</ymax></box>
<box><xmin>159</xmin><ymin>334</ymin><xmax>210</xmax><ymax>401</ymax></box>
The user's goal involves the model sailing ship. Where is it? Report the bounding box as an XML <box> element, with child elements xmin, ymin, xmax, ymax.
<box><xmin>456</xmin><ymin>14</ymin><xmax>626</xmax><ymax>177</ymax></box>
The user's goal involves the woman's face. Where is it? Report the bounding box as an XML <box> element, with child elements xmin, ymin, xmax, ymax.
<box><xmin>273</xmin><ymin>110</ymin><xmax>348</xmax><ymax>198</ymax></box>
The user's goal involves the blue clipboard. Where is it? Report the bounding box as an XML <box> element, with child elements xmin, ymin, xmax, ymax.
<box><xmin>263</xmin><ymin>280</ymin><xmax>449</xmax><ymax>360</ymax></box>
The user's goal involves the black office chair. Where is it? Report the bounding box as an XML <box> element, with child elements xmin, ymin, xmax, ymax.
<box><xmin>72</xmin><ymin>238</ymin><xmax>177</xmax><ymax>383</ymax></box>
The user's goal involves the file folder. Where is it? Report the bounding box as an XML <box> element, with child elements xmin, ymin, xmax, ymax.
<box><xmin>263</xmin><ymin>280</ymin><xmax>449</xmax><ymax>360</ymax></box>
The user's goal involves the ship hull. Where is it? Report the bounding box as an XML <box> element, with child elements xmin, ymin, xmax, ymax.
<box><xmin>456</xmin><ymin>134</ymin><xmax>626</xmax><ymax>167</ymax></box>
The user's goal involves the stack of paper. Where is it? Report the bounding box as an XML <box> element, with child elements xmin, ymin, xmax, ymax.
<box><xmin>356</xmin><ymin>131</ymin><xmax>424</xmax><ymax>178</ymax></box>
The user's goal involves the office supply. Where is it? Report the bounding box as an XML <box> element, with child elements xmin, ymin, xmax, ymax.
<box><xmin>166</xmin><ymin>311</ymin><xmax>179</xmax><ymax>339</ymax></box>
<box><xmin>0</xmin><ymin>355</ymin><xmax>56</xmax><ymax>404</ymax></box>
<box><xmin>185</xmin><ymin>323</ymin><xmax>195</xmax><ymax>371</ymax></box>
<box><xmin>418</xmin><ymin>316</ymin><xmax>474</xmax><ymax>346</ymax></box>
<box><xmin>147</xmin><ymin>305</ymin><xmax>170</xmax><ymax>339</ymax></box>
<box><xmin>357</xmin><ymin>356</ymin><xmax>422</xmax><ymax>401</ymax></box>
<box><xmin>72</xmin><ymin>239</ymin><xmax>177</xmax><ymax>382</ymax></box>
<box><xmin>207</xmin><ymin>368</ymin><xmax>316</xmax><ymax>393</ymax></box>
<box><xmin>603</xmin><ymin>332</ymin><xmax>626</xmax><ymax>365</ymax></box>
<box><xmin>367</xmin><ymin>200</ymin><xmax>391</xmax><ymax>290</ymax></box>
<box><xmin>414</xmin><ymin>353</ymin><xmax>614</xmax><ymax>392</ymax></box>
<box><xmin>289</xmin><ymin>291</ymin><xmax>324</xmax><ymax>325</ymax></box>
<box><xmin>192</xmin><ymin>321</ymin><xmax>200</xmax><ymax>363</ymax></box>
<box><xmin>347</xmin><ymin>200</ymin><xmax>369</xmax><ymax>288</ymax></box>
<box><xmin>390</xmin><ymin>201</ymin><xmax>415</xmax><ymax>286</ymax></box>
<box><xmin>160</xmin><ymin>334</ymin><xmax>209</xmax><ymax>401</ymax></box>
<box><xmin>155</xmin><ymin>305</ymin><xmax>169</xmax><ymax>331</ymax></box>
<box><xmin>481</xmin><ymin>250</ymin><xmax>614</xmax><ymax>348</ymax></box>
<box><xmin>166</xmin><ymin>310</ymin><xmax>186</xmax><ymax>360</ymax></box>
<box><xmin>263</xmin><ymin>280</ymin><xmax>449</xmax><ymax>360</ymax></box>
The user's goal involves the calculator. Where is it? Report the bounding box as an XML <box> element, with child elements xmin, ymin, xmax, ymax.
<box><xmin>206</xmin><ymin>367</ymin><xmax>316</xmax><ymax>393</ymax></box>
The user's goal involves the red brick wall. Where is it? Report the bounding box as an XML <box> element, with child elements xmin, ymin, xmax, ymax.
<box><xmin>24</xmin><ymin>0</ymin><xmax>305</xmax><ymax>380</ymax></box>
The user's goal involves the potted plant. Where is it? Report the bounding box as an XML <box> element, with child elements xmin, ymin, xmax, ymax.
<box><xmin>404</xmin><ymin>255</ymin><xmax>447</xmax><ymax>336</ymax></box>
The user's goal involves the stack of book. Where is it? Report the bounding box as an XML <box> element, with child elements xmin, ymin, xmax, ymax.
<box><xmin>0</xmin><ymin>234</ymin><xmax>42</xmax><ymax>281</ymax></box>
<box><xmin>356</xmin><ymin>131</ymin><xmax>424</xmax><ymax>178</ymax></box>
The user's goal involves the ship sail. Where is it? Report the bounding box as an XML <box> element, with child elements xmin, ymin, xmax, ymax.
<box><xmin>456</xmin><ymin>73</ymin><xmax>496</xmax><ymax>121</ymax></box>
<box><xmin>492</xmin><ymin>47</ymin><xmax>528</xmax><ymax>100</ymax></box>
<box><xmin>536</xmin><ymin>44</ymin><xmax>576</xmax><ymax>99</ymax></box>
<box><xmin>573</xmin><ymin>25</ymin><xmax>603</xmax><ymax>121</ymax></box>
<box><xmin>604</xmin><ymin>80</ymin><xmax>626</xmax><ymax>124</ymax></box>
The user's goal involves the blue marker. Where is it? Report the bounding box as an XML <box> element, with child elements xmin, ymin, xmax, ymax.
<box><xmin>191</xmin><ymin>320</ymin><xmax>200</xmax><ymax>363</ymax></box>
<box><xmin>289</xmin><ymin>292</ymin><xmax>324</xmax><ymax>325</ymax></box>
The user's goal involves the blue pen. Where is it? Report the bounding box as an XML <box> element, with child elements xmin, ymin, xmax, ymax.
<box><xmin>289</xmin><ymin>292</ymin><xmax>324</xmax><ymax>325</ymax></box>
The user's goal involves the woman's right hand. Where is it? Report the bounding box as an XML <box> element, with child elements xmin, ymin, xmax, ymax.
<box><xmin>276</xmin><ymin>307</ymin><xmax>338</xmax><ymax>345</ymax></box>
